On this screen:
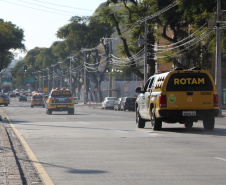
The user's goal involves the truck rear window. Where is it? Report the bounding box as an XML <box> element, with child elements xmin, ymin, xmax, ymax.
<box><xmin>166</xmin><ymin>73</ymin><xmax>213</xmax><ymax>91</ymax></box>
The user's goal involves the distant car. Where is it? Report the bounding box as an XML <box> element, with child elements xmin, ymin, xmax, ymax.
<box><xmin>0</xmin><ymin>94</ymin><xmax>10</xmax><ymax>106</ymax></box>
<box><xmin>9</xmin><ymin>92</ymin><xmax>16</xmax><ymax>97</ymax></box>
<box><xmin>31</xmin><ymin>93</ymin><xmax>45</xmax><ymax>108</ymax></box>
<box><xmin>74</xmin><ymin>97</ymin><xmax>78</xmax><ymax>104</ymax></box>
<box><xmin>19</xmin><ymin>95</ymin><xmax>27</xmax><ymax>102</ymax></box>
<box><xmin>114</xmin><ymin>97</ymin><xmax>124</xmax><ymax>111</ymax></box>
<box><xmin>121</xmin><ymin>97</ymin><xmax>136</xmax><ymax>111</ymax></box>
<box><xmin>15</xmin><ymin>92</ymin><xmax>20</xmax><ymax>97</ymax></box>
<box><xmin>102</xmin><ymin>97</ymin><xmax>117</xmax><ymax>109</ymax></box>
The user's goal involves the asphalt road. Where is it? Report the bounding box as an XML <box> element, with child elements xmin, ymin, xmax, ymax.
<box><xmin>1</xmin><ymin>98</ymin><xmax>226</xmax><ymax>185</ymax></box>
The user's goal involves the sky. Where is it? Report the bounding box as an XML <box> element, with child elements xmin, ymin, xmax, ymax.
<box><xmin>0</xmin><ymin>0</ymin><xmax>106</xmax><ymax>57</ymax></box>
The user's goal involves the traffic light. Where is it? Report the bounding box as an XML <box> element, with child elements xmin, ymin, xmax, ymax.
<box><xmin>56</xmin><ymin>64</ymin><xmax>60</xmax><ymax>72</ymax></box>
<box><xmin>24</xmin><ymin>65</ymin><xmax>27</xmax><ymax>72</ymax></box>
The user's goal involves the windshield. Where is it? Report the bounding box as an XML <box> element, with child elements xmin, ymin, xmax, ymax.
<box><xmin>107</xmin><ymin>98</ymin><xmax>117</xmax><ymax>101</ymax></box>
<box><xmin>33</xmin><ymin>95</ymin><xmax>43</xmax><ymax>99</ymax></box>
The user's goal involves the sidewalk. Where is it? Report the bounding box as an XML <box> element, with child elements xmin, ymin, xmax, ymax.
<box><xmin>0</xmin><ymin>118</ymin><xmax>43</xmax><ymax>185</ymax></box>
<box><xmin>0</xmin><ymin>120</ymin><xmax>23</xmax><ymax>185</ymax></box>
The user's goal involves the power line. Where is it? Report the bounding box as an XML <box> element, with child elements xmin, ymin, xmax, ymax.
<box><xmin>32</xmin><ymin>0</ymin><xmax>94</xmax><ymax>12</ymax></box>
<box><xmin>0</xmin><ymin>0</ymin><xmax>75</xmax><ymax>17</ymax></box>
<box><xmin>16</xmin><ymin>0</ymin><xmax>77</xmax><ymax>15</ymax></box>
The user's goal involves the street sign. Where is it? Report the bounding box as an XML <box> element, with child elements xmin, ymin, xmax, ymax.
<box><xmin>1</xmin><ymin>78</ymin><xmax>10</xmax><ymax>82</ymax></box>
<box><xmin>94</xmin><ymin>88</ymin><xmax>97</xmax><ymax>92</ymax></box>
<box><xmin>26</xmin><ymin>78</ymin><xmax>35</xmax><ymax>82</ymax></box>
<box><xmin>137</xmin><ymin>82</ymin><xmax>143</xmax><ymax>87</ymax></box>
<box><xmin>124</xmin><ymin>83</ymin><xmax>129</xmax><ymax>92</ymax></box>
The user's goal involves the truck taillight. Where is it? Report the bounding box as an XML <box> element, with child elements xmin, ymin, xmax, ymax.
<box><xmin>213</xmin><ymin>94</ymin><xmax>219</xmax><ymax>107</ymax></box>
<box><xmin>159</xmin><ymin>95</ymin><xmax>167</xmax><ymax>108</ymax></box>
<box><xmin>69</xmin><ymin>97</ymin><xmax>73</xmax><ymax>100</ymax></box>
<box><xmin>49</xmin><ymin>97</ymin><xmax>54</xmax><ymax>100</ymax></box>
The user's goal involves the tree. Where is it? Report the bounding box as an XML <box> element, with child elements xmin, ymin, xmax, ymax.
<box><xmin>56</xmin><ymin>16</ymin><xmax>113</xmax><ymax>100</ymax></box>
<box><xmin>0</xmin><ymin>19</ymin><xmax>25</xmax><ymax>71</ymax></box>
<box><xmin>96</xmin><ymin>0</ymin><xmax>226</xmax><ymax>79</ymax></box>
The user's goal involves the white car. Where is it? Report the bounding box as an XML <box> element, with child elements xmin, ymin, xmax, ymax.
<box><xmin>102</xmin><ymin>97</ymin><xmax>117</xmax><ymax>109</ymax></box>
<box><xmin>74</xmin><ymin>97</ymin><xmax>78</xmax><ymax>104</ymax></box>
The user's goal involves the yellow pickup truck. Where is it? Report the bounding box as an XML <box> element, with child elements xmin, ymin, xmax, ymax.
<box><xmin>135</xmin><ymin>68</ymin><xmax>219</xmax><ymax>131</ymax></box>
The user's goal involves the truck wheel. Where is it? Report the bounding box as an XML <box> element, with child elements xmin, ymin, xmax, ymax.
<box><xmin>68</xmin><ymin>109</ymin><xmax>74</xmax><ymax>115</ymax></box>
<box><xmin>151</xmin><ymin>108</ymin><xmax>162</xmax><ymax>131</ymax></box>
<box><xmin>47</xmin><ymin>109</ymin><xmax>52</xmax><ymax>115</ymax></box>
<box><xmin>185</xmin><ymin>121</ymin><xmax>193</xmax><ymax>128</ymax></box>
<box><xmin>203</xmin><ymin>116</ymin><xmax>214</xmax><ymax>130</ymax></box>
<box><xmin>4</xmin><ymin>104</ymin><xmax>8</xmax><ymax>106</ymax></box>
<box><xmin>136</xmin><ymin>108</ymin><xmax>145</xmax><ymax>128</ymax></box>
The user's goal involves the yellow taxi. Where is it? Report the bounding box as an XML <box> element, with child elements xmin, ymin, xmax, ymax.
<box><xmin>31</xmin><ymin>93</ymin><xmax>45</xmax><ymax>108</ymax></box>
<box><xmin>135</xmin><ymin>67</ymin><xmax>219</xmax><ymax>131</ymax></box>
<box><xmin>46</xmin><ymin>88</ymin><xmax>74</xmax><ymax>115</ymax></box>
<box><xmin>0</xmin><ymin>93</ymin><xmax>10</xmax><ymax>106</ymax></box>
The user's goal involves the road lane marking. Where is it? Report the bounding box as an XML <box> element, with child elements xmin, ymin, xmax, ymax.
<box><xmin>214</xmin><ymin>157</ymin><xmax>226</xmax><ymax>162</ymax></box>
<box><xmin>0</xmin><ymin>108</ymin><xmax>54</xmax><ymax>185</ymax></box>
<box><xmin>114</xmin><ymin>129</ymin><xmax>128</xmax><ymax>134</ymax></box>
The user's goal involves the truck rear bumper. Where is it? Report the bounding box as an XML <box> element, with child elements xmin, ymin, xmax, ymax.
<box><xmin>159</xmin><ymin>109</ymin><xmax>219</xmax><ymax>118</ymax></box>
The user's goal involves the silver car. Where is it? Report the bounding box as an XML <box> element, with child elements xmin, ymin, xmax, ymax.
<box><xmin>102</xmin><ymin>97</ymin><xmax>117</xmax><ymax>109</ymax></box>
<box><xmin>74</xmin><ymin>97</ymin><xmax>78</xmax><ymax>104</ymax></box>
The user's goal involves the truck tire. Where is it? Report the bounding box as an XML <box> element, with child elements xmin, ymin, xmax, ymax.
<box><xmin>68</xmin><ymin>109</ymin><xmax>74</xmax><ymax>115</ymax></box>
<box><xmin>151</xmin><ymin>108</ymin><xmax>162</xmax><ymax>131</ymax></box>
<box><xmin>47</xmin><ymin>109</ymin><xmax>52</xmax><ymax>115</ymax></box>
<box><xmin>203</xmin><ymin>116</ymin><xmax>214</xmax><ymax>130</ymax></box>
<box><xmin>136</xmin><ymin>108</ymin><xmax>145</xmax><ymax>128</ymax></box>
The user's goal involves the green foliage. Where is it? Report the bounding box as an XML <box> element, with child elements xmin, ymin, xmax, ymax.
<box><xmin>51</xmin><ymin>41</ymin><xmax>70</xmax><ymax>61</ymax></box>
<box><xmin>56</xmin><ymin>16</ymin><xmax>113</xmax><ymax>52</ymax></box>
<box><xmin>96</xmin><ymin>0</ymin><xmax>225</xmax><ymax>73</ymax></box>
<box><xmin>0</xmin><ymin>19</ymin><xmax>25</xmax><ymax>71</ymax></box>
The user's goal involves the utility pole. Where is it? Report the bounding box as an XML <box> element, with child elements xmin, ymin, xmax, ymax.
<box><xmin>109</xmin><ymin>39</ymin><xmax>113</xmax><ymax>97</ymax></box>
<box><xmin>47</xmin><ymin>69</ymin><xmax>49</xmax><ymax>94</ymax></box>
<box><xmin>51</xmin><ymin>65</ymin><xmax>55</xmax><ymax>88</ymax></box>
<box><xmin>84</xmin><ymin>51</ymin><xmax>87</xmax><ymax>104</ymax></box>
<box><xmin>215</xmin><ymin>0</ymin><xmax>222</xmax><ymax>114</ymax></box>
<box><xmin>42</xmin><ymin>70</ymin><xmax>44</xmax><ymax>94</ymax></box>
<box><xmin>144</xmin><ymin>20</ymin><xmax>148</xmax><ymax>84</ymax></box>
<box><xmin>69</xmin><ymin>58</ymin><xmax>72</xmax><ymax>92</ymax></box>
